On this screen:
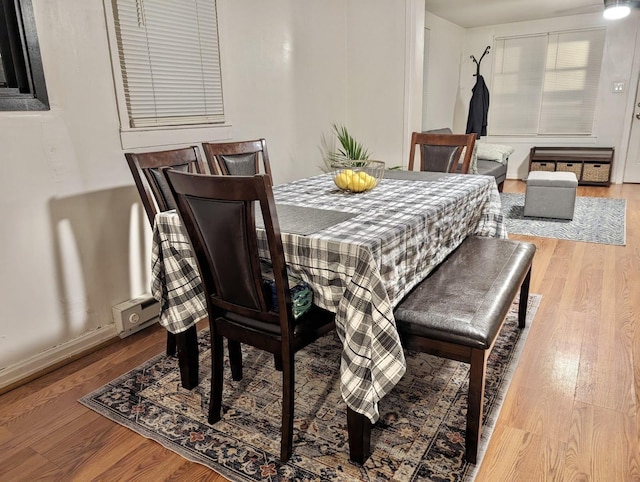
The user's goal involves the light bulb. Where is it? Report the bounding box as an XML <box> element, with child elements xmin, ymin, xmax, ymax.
<box><xmin>603</xmin><ymin>5</ymin><xmax>631</xmax><ymax>19</ymax></box>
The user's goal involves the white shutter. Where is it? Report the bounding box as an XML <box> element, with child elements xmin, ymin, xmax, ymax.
<box><xmin>489</xmin><ymin>28</ymin><xmax>605</xmax><ymax>136</ymax></box>
<box><xmin>539</xmin><ymin>29</ymin><xmax>605</xmax><ymax>135</ymax></box>
<box><xmin>112</xmin><ymin>0</ymin><xmax>224</xmax><ymax>128</ymax></box>
<box><xmin>490</xmin><ymin>35</ymin><xmax>547</xmax><ymax>135</ymax></box>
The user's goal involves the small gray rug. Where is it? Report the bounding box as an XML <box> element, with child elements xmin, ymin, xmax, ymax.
<box><xmin>500</xmin><ymin>193</ymin><xmax>626</xmax><ymax>245</ymax></box>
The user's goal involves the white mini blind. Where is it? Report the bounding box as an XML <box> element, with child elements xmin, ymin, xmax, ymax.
<box><xmin>490</xmin><ymin>28</ymin><xmax>605</xmax><ymax>136</ymax></box>
<box><xmin>112</xmin><ymin>0</ymin><xmax>224</xmax><ymax>128</ymax></box>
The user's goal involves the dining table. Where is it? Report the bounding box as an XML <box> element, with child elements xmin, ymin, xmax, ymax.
<box><xmin>151</xmin><ymin>169</ymin><xmax>506</xmax><ymax>463</ymax></box>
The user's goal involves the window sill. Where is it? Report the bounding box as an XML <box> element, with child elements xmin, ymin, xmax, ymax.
<box><xmin>120</xmin><ymin>123</ymin><xmax>233</xmax><ymax>150</ymax></box>
<box><xmin>483</xmin><ymin>135</ymin><xmax>597</xmax><ymax>145</ymax></box>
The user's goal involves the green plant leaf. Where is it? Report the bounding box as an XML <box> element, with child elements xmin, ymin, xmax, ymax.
<box><xmin>331</xmin><ymin>123</ymin><xmax>371</xmax><ymax>161</ymax></box>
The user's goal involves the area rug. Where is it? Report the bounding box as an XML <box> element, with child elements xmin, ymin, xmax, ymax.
<box><xmin>80</xmin><ymin>294</ymin><xmax>541</xmax><ymax>481</ymax></box>
<box><xmin>500</xmin><ymin>193</ymin><xmax>626</xmax><ymax>245</ymax></box>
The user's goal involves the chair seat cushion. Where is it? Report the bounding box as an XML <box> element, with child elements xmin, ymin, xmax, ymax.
<box><xmin>394</xmin><ymin>236</ymin><xmax>535</xmax><ymax>349</ymax></box>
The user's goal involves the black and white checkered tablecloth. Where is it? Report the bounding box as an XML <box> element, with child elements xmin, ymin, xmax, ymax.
<box><xmin>151</xmin><ymin>172</ymin><xmax>506</xmax><ymax>423</ymax></box>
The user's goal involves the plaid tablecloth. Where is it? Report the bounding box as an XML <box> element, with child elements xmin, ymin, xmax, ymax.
<box><xmin>151</xmin><ymin>172</ymin><xmax>506</xmax><ymax>423</ymax></box>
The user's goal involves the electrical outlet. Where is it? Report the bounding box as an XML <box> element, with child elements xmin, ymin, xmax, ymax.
<box><xmin>613</xmin><ymin>82</ymin><xmax>625</xmax><ymax>93</ymax></box>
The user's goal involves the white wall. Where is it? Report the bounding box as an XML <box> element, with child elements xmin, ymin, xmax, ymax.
<box><xmin>455</xmin><ymin>12</ymin><xmax>640</xmax><ymax>182</ymax></box>
<box><xmin>217</xmin><ymin>0</ymin><xmax>349</xmax><ymax>184</ymax></box>
<box><xmin>422</xmin><ymin>12</ymin><xmax>465</xmax><ymax>131</ymax></box>
<box><xmin>0</xmin><ymin>0</ymin><xmax>418</xmax><ymax>389</ymax></box>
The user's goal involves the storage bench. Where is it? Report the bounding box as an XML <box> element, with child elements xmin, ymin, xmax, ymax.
<box><xmin>529</xmin><ymin>146</ymin><xmax>614</xmax><ymax>186</ymax></box>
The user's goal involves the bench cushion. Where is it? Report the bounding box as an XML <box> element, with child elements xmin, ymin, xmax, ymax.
<box><xmin>394</xmin><ymin>236</ymin><xmax>535</xmax><ymax>349</ymax></box>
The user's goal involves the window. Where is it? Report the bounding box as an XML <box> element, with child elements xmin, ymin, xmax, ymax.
<box><xmin>490</xmin><ymin>28</ymin><xmax>605</xmax><ymax>136</ymax></box>
<box><xmin>0</xmin><ymin>0</ymin><xmax>49</xmax><ymax>111</ymax></box>
<box><xmin>109</xmin><ymin>0</ymin><xmax>224</xmax><ymax>129</ymax></box>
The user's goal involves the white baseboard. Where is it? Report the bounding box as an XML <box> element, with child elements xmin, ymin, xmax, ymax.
<box><xmin>0</xmin><ymin>324</ymin><xmax>118</xmax><ymax>392</ymax></box>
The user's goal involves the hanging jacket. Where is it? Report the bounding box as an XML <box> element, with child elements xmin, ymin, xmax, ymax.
<box><xmin>466</xmin><ymin>74</ymin><xmax>489</xmax><ymax>138</ymax></box>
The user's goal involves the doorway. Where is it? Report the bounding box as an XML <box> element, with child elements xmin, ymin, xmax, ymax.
<box><xmin>623</xmin><ymin>73</ymin><xmax>640</xmax><ymax>182</ymax></box>
<box><xmin>421</xmin><ymin>27</ymin><xmax>430</xmax><ymax>130</ymax></box>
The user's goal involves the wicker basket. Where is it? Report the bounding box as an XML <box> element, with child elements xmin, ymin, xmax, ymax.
<box><xmin>530</xmin><ymin>161</ymin><xmax>556</xmax><ymax>172</ymax></box>
<box><xmin>582</xmin><ymin>162</ymin><xmax>610</xmax><ymax>183</ymax></box>
<box><xmin>556</xmin><ymin>161</ymin><xmax>582</xmax><ymax>179</ymax></box>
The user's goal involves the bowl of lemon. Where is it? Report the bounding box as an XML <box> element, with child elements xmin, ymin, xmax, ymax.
<box><xmin>331</xmin><ymin>160</ymin><xmax>385</xmax><ymax>193</ymax></box>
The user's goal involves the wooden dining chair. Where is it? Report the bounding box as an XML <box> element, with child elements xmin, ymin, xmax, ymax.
<box><xmin>124</xmin><ymin>146</ymin><xmax>209</xmax><ymax>389</ymax></box>
<box><xmin>161</xmin><ymin>169</ymin><xmax>335</xmax><ymax>462</ymax></box>
<box><xmin>408</xmin><ymin>131</ymin><xmax>476</xmax><ymax>174</ymax></box>
<box><xmin>201</xmin><ymin>138</ymin><xmax>272</xmax><ymax>180</ymax></box>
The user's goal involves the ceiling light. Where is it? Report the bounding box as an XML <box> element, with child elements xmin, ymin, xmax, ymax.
<box><xmin>603</xmin><ymin>0</ymin><xmax>631</xmax><ymax>19</ymax></box>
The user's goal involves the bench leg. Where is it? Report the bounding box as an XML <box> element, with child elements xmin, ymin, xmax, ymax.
<box><xmin>518</xmin><ymin>267</ymin><xmax>532</xmax><ymax>329</ymax></box>
<box><xmin>347</xmin><ymin>407</ymin><xmax>372</xmax><ymax>464</ymax></box>
<box><xmin>466</xmin><ymin>348</ymin><xmax>488</xmax><ymax>464</ymax></box>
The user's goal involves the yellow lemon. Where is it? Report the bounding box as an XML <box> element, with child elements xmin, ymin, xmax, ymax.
<box><xmin>365</xmin><ymin>175</ymin><xmax>377</xmax><ymax>190</ymax></box>
<box><xmin>358</xmin><ymin>171</ymin><xmax>369</xmax><ymax>180</ymax></box>
<box><xmin>343</xmin><ymin>169</ymin><xmax>355</xmax><ymax>178</ymax></box>
<box><xmin>350</xmin><ymin>176</ymin><xmax>367</xmax><ymax>193</ymax></box>
<box><xmin>334</xmin><ymin>172</ymin><xmax>350</xmax><ymax>190</ymax></box>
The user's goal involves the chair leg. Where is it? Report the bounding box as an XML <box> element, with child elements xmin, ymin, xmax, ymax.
<box><xmin>228</xmin><ymin>340</ymin><xmax>243</xmax><ymax>381</ymax></box>
<box><xmin>518</xmin><ymin>268</ymin><xmax>532</xmax><ymax>328</ymax></box>
<box><xmin>166</xmin><ymin>331</ymin><xmax>177</xmax><ymax>356</ymax></box>
<box><xmin>176</xmin><ymin>326</ymin><xmax>199</xmax><ymax>390</ymax></box>
<box><xmin>280</xmin><ymin>350</ymin><xmax>295</xmax><ymax>462</ymax></box>
<box><xmin>208</xmin><ymin>332</ymin><xmax>225</xmax><ymax>424</ymax></box>
<box><xmin>466</xmin><ymin>348</ymin><xmax>488</xmax><ymax>464</ymax></box>
<box><xmin>274</xmin><ymin>353</ymin><xmax>283</xmax><ymax>371</ymax></box>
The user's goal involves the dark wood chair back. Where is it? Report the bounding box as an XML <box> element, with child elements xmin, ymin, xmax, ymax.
<box><xmin>124</xmin><ymin>146</ymin><xmax>207</xmax><ymax>389</ymax></box>
<box><xmin>161</xmin><ymin>170</ymin><xmax>335</xmax><ymax>462</ymax></box>
<box><xmin>201</xmin><ymin>139</ymin><xmax>272</xmax><ymax>180</ymax></box>
<box><xmin>408</xmin><ymin>132</ymin><xmax>476</xmax><ymax>174</ymax></box>
<box><xmin>125</xmin><ymin>146</ymin><xmax>208</xmax><ymax>226</ymax></box>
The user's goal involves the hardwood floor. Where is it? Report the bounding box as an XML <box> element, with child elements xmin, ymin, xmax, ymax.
<box><xmin>476</xmin><ymin>180</ymin><xmax>640</xmax><ymax>481</ymax></box>
<box><xmin>0</xmin><ymin>180</ymin><xmax>638</xmax><ymax>480</ymax></box>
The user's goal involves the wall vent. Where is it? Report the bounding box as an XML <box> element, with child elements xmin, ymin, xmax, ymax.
<box><xmin>112</xmin><ymin>294</ymin><xmax>160</xmax><ymax>338</ymax></box>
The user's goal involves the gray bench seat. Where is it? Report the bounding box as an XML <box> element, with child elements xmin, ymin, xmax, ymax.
<box><xmin>394</xmin><ymin>235</ymin><xmax>536</xmax><ymax>463</ymax></box>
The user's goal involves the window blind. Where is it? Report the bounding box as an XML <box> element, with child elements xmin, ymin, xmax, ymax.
<box><xmin>112</xmin><ymin>0</ymin><xmax>224</xmax><ymax>128</ymax></box>
<box><xmin>490</xmin><ymin>28</ymin><xmax>605</xmax><ymax>136</ymax></box>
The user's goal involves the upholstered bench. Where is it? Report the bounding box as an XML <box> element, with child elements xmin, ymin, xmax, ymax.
<box><xmin>524</xmin><ymin>171</ymin><xmax>578</xmax><ymax>220</ymax></box>
<box><xmin>393</xmin><ymin>235</ymin><xmax>536</xmax><ymax>463</ymax></box>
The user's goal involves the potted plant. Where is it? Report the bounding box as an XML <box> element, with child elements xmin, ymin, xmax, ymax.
<box><xmin>325</xmin><ymin>124</ymin><xmax>384</xmax><ymax>192</ymax></box>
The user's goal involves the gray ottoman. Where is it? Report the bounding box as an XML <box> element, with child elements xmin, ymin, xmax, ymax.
<box><xmin>524</xmin><ymin>171</ymin><xmax>578</xmax><ymax>220</ymax></box>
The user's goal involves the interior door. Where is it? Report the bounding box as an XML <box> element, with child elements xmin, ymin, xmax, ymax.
<box><xmin>623</xmin><ymin>74</ymin><xmax>640</xmax><ymax>183</ymax></box>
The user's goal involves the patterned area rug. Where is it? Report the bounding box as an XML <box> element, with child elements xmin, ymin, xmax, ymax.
<box><xmin>80</xmin><ymin>295</ymin><xmax>541</xmax><ymax>481</ymax></box>
<box><xmin>500</xmin><ymin>193</ymin><xmax>626</xmax><ymax>245</ymax></box>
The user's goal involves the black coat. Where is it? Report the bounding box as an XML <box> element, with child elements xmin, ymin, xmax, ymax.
<box><xmin>466</xmin><ymin>75</ymin><xmax>489</xmax><ymax>138</ymax></box>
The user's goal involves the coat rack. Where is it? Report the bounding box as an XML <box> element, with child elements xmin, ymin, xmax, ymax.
<box><xmin>470</xmin><ymin>46</ymin><xmax>490</xmax><ymax>77</ymax></box>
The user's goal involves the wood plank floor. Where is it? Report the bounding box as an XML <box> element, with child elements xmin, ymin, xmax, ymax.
<box><xmin>0</xmin><ymin>180</ymin><xmax>638</xmax><ymax>480</ymax></box>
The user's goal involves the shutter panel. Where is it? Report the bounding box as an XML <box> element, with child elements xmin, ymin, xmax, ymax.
<box><xmin>539</xmin><ymin>29</ymin><xmax>606</xmax><ymax>135</ymax></box>
<box><xmin>490</xmin><ymin>35</ymin><xmax>547</xmax><ymax>135</ymax></box>
<box><xmin>489</xmin><ymin>28</ymin><xmax>605</xmax><ymax>136</ymax></box>
<box><xmin>112</xmin><ymin>0</ymin><xmax>224</xmax><ymax>128</ymax></box>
